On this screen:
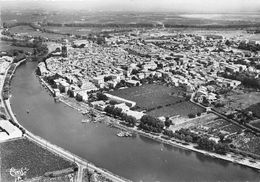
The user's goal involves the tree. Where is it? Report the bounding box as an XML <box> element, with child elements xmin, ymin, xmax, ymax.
<box><xmin>125</xmin><ymin>115</ymin><xmax>137</xmax><ymax>126</ymax></box>
<box><xmin>96</xmin><ymin>92</ymin><xmax>108</xmax><ymax>101</ymax></box>
<box><xmin>113</xmin><ymin>107</ymin><xmax>123</xmax><ymax>117</ymax></box>
<box><xmin>214</xmin><ymin>143</ymin><xmax>229</xmax><ymax>155</ymax></box>
<box><xmin>165</xmin><ymin>119</ymin><xmax>172</xmax><ymax>128</ymax></box>
<box><xmin>109</xmin><ymin>100</ymin><xmax>118</xmax><ymax>105</ymax></box>
<box><xmin>104</xmin><ymin>105</ymin><xmax>115</xmax><ymax>114</ymax></box>
<box><xmin>184</xmin><ymin>135</ymin><xmax>193</xmax><ymax>143</ymax></box>
<box><xmin>140</xmin><ymin>115</ymin><xmax>164</xmax><ymax>133</ymax></box>
<box><xmin>188</xmin><ymin>113</ymin><xmax>196</xmax><ymax>118</ymax></box>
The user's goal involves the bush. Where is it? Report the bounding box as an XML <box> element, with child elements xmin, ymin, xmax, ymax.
<box><xmin>188</xmin><ymin>113</ymin><xmax>196</xmax><ymax>118</ymax></box>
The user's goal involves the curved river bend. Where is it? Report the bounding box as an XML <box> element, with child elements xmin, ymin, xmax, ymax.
<box><xmin>10</xmin><ymin>61</ymin><xmax>259</xmax><ymax>182</ymax></box>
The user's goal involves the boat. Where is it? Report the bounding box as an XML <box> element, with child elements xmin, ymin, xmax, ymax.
<box><xmin>81</xmin><ymin>119</ymin><xmax>89</xmax><ymax>123</ymax></box>
<box><xmin>117</xmin><ymin>131</ymin><xmax>133</xmax><ymax>137</ymax></box>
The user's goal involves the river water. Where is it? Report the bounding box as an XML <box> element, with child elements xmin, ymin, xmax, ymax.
<box><xmin>10</xmin><ymin>61</ymin><xmax>259</xmax><ymax>182</ymax></box>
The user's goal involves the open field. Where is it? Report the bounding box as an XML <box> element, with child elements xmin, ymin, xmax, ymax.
<box><xmin>8</xmin><ymin>25</ymin><xmax>69</xmax><ymax>40</ymax></box>
<box><xmin>0</xmin><ymin>138</ymin><xmax>77</xmax><ymax>182</ymax></box>
<box><xmin>0</xmin><ymin>40</ymin><xmax>33</xmax><ymax>53</ymax></box>
<box><xmin>147</xmin><ymin>101</ymin><xmax>205</xmax><ymax>118</ymax></box>
<box><xmin>109</xmin><ymin>84</ymin><xmax>205</xmax><ymax>117</ymax></box>
<box><xmin>109</xmin><ymin>84</ymin><xmax>184</xmax><ymax>110</ymax></box>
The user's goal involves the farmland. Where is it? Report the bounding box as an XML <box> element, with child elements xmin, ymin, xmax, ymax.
<box><xmin>187</xmin><ymin>117</ymin><xmax>260</xmax><ymax>157</ymax></box>
<box><xmin>0</xmin><ymin>138</ymin><xmax>77</xmax><ymax>182</ymax></box>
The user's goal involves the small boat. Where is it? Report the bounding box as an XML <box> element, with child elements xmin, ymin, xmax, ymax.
<box><xmin>81</xmin><ymin>119</ymin><xmax>89</xmax><ymax>123</ymax></box>
<box><xmin>26</xmin><ymin>110</ymin><xmax>30</xmax><ymax>114</ymax></box>
<box><xmin>117</xmin><ymin>131</ymin><xmax>133</xmax><ymax>137</ymax></box>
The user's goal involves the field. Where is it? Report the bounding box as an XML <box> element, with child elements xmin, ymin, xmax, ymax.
<box><xmin>0</xmin><ymin>40</ymin><xmax>33</xmax><ymax>53</ymax></box>
<box><xmin>8</xmin><ymin>26</ymin><xmax>69</xmax><ymax>40</ymax></box>
<box><xmin>109</xmin><ymin>84</ymin><xmax>184</xmax><ymax>110</ymax></box>
<box><xmin>0</xmin><ymin>138</ymin><xmax>77</xmax><ymax>182</ymax></box>
<box><xmin>147</xmin><ymin>101</ymin><xmax>205</xmax><ymax>118</ymax></box>
<box><xmin>109</xmin><ymin>84</ymin><xmax>204</xmax><ymax>117</ymax></box>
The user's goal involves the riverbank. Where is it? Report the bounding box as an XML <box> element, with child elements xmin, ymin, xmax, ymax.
<box><xmin>38</xmin><ymin>77</ymin><xmax>260</xmax><ymax>171</ymax></box>
<box><xmin>0</xmin><ymin>57</ymin><xmax>23</xmax><ymax>142</ymax></box>
<box><xmin>4</xmin><ymin>61</ymin><xmax>131</xmax><ymax>182</ymax></box>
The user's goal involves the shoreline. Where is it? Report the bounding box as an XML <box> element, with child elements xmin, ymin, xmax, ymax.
<box><xmin>60</xmin><ymin>96</ymin><xmax>260</xmax><ymax>171</ymax></box>
<box><xmin>37</xmin><ymin>77</ymin><xmax>260</xmax><ymax>171</ymax></box>
<box><xmin>4</xmin><ymin>61</ymin><xmax>131</xmax><ymax>182</ymax></box>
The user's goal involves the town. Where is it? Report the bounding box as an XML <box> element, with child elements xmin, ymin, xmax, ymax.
<box><xmin>1</xmin><ymin>3</ymin><xmax>260</xmax><ymax>181</ymax></box>
<box><xmin>35</xmin><ymin>28</ymin><xmax>260</xmax><ymax>167</ymax></box>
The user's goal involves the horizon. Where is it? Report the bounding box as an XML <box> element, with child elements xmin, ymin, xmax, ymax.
<box><xmin>1</xmin><ymin>0</ymin><xmax>260</xmax><ymax>13</ymax></box>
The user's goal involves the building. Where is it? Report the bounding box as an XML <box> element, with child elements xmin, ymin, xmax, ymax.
<box><xmin>61</xmin><ymin>45</ymin><xmax>67</xmax><ymax>57</ymax></box>
<box><xmin>92</xmin><ymin>76</ymin><xmax>104</xmax><ymax>87</ymax></box>
<box><xmin>37</xmin><ymin>62</ymin><xmax>48</xmax><ymax>76</ymax></box>
<box><xmin>126</xmin><ymin>80</ymin><xmax>140</xmax><ymax>87</ymax></box>
<box><xmin>90</xmin><ymin>100</ymin><xmax>106</xmax><ymax>111</ymax></box>
<box><xmin>76</xmin><ymin>91</ymin><xmax>88</xmax><ymax>102</ymax></box>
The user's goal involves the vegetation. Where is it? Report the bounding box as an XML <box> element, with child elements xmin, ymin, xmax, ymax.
<box><xmin>104</xmin><ymin>105</ymin><xmax>137</xmax><ymax>126</ymax></box>
<box><xmin>220</xmin><ymin>71</ymin><xmax>260</xmax><ymax>89</ymax></box>
<box><xmin>96</xmin><ymin>92</ymin><xmax>108</xmax><ymax>101</ymax></box>
<box><xmin>0</xmin><ymin>139</ymin><xmax>77</xmax><ymax>181</ymax></box>
<box><xmin>139</xmin><ymin>115</ymin><xmax>164</xmax><ymax>133</ymax></box>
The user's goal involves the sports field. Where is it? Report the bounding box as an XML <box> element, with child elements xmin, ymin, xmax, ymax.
<box><xmin>109</xmin><ymin>84</ymin><xmax>185</xmax><ymax>110</ymax></box>
<box><xmin>109</xmin><ymin>84</ymin><xmax>204</xmax><ymax>117</ymax></box>
<box><xmin>147</xmin><ymin>101</ymin><xmax>205</xmax><ymax>118</ymax></box>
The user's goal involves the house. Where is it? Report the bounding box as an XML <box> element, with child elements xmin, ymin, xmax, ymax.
<box><xmin>58</xmin><ymin>80</ymin><xmax>70</xmax><ymax>93</ymax></box>
<box><xmin>142</xmin><ymin>61</ymin><xmax>157</xmax><ymax>70</ymax></box>
<box><xmin>92</xmin><ymin>76</ymin><xmax>104</xmax><ymax>86</ymax></box>
<box><xmin>114</xmin><ymin>103</ymin><xmax>130</xmax><ymax>112</ymax></box>
<box><xmin>123</xmin><ymin>110</ymin><xmax>144</xmax><ymax>120</ymax></box>
<box><xmin>137</xmin><ymin>72</ymin><xmax>145</xmax><ymax>79</ymax></box>
<box><xmin>37</xmin><ymin>62</ymin><xmax>48</xmax><ymax>76</ymax></box>
<box><xmin>81</xmin><ymin>81</ymin><xmax>98</xmax><ymax>92</ymax></box>
<box><xmin>225</xmin><ymin>64</ymin><xmax>240</xmax><ymax>73</ymax></box>
<box><xmin>107</xmin><ymin>80</ymin><xmax>118</xmax><ymax>88</ymax></box>
<box><xmin>53</xmin><ymin>89</ymin><xmax>61</xmax><ymax>97</ymax></box>
<box><xmin>90</xmin><ymin>100</ymin><xmax>106</xmax><ymax>111</ymax></box>
<box><xmin>186</xmin><ymin>84</ymin><xmax>195</xmax><ymax>92</ymax></box>
<box><xmin>207</xmin><ymin>93</ymin><xmax>217</xmax><ymax>103</ymax></box>
<box><xmin>228</xmin><ymin>80</ymin><xmax>241</xmax><ymax>88</ymax></box>
<box><xmin>76</xmin><ymin>91</ymin><xmax>88</xmax><ymax>102</ymax></box>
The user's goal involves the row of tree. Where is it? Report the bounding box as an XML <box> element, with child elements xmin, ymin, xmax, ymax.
<box><xmin>104</xmin><ymin>105</ymin><xmax>137</xmax><ymax>126</ymax></box>
<box><xmin>163</xmin><ymin>128</ymin><xmax>229</xmax><ymax>155</ymax></box>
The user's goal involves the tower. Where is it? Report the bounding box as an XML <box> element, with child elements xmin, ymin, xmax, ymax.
<box><xmin>61</xmin><ymin>44</ymin><xmax>67</xmax><ymax>57</ymax></box>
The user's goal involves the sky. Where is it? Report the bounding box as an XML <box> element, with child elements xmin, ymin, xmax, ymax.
<box><xmin>1</xmin><ymin>0</ymin><xmax>260</xmax><ymax>13</ymax></box>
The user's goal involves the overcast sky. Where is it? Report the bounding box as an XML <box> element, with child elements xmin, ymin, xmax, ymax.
<box><xmin>1</xmin><ymin>0</ymin><xmax>260</xmax><ymax>13</ymax></box>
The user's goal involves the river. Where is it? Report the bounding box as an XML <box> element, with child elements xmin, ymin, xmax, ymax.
<box><xmin>10</xmin><ymin>61</ymin><xmax>259</xmax><ymax>182</ymax></box>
